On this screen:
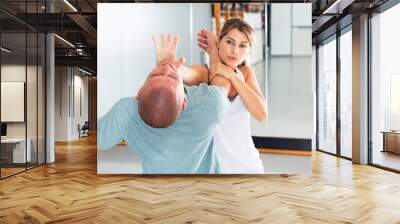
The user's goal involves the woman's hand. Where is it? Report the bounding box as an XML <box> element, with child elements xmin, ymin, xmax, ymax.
<box><xmin>197</xmin><ymin>29</ymin><xmax>218</xmax><ymax>57</ymax></box>
<box><xmin>209</xmin><ymin>62</ymin><xmax>235</xmax><ymax>82</ymax></box>
<box><xmin>152</xmin><ymin>34</ymin><xmax>185</xmax><ymax>68</ymax></box>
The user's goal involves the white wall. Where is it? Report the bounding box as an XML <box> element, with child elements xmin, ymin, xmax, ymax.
<box><xmin>97</xmin><ymin>3</ymin><xmax>212</xmax><ymax>174</ymax></box>
<box><xmin>55</xmin><ymin>67</ymin><xmax>89</xmax><ymax>141</ymax></box>
<box><xmin>270</xmin><ymin>4</ymin><xmax>292</xmax><ymax>55</ymax></box>
<box><xmin>192</xmin><ymin>3</ymin><xmax>213</xmax><ymax>65</ymax></box>
<box><xmin>72</xmin><ymin>73</ymin><xmax>89</xmax><ymax>138</ymax></box>
<box><xmin>292</xmin><ymin>4</ymin><xmax>312</xmax><ymax>56</ymax></box>
<box><xmin>270</xmin><ymin>4</ymin><xmax>312</xmax><ymax>56</ymax></box>
<box><xmin>55</xmin><ymin>67</ymin><xmax>68</xmax><ymax>141</ymax></box>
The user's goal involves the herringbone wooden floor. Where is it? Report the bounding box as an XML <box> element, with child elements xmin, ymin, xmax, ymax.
<box><xmin>1</xmin><ymin>135</ymin><xmax>400</xmax><ymax>223</ymax></box>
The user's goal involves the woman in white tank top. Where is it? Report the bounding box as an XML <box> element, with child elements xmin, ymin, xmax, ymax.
<box><xmin>212</xmin><ymin>68</ymin><xmax>265</xmax><ymax>173</ymax></box>
<box><xmin>196</xmin><ymin>19</ymin><xmax>268</xmax><ymax>174</ymax></box>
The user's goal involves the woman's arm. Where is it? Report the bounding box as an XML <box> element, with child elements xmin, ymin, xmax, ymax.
<box><xmin>210</xmin><ymin>63</ymin><xmax>268</xmax><ymax>121</ymax></box>
<box><xmin>236</xmin><ymin>65</ymin><xmax>268</xmax><ymax>121</ymax></box>
<box><xmin>179</xmin><ymin>64</ymin><xmax>209</xmax><ymax>86</ymax></box>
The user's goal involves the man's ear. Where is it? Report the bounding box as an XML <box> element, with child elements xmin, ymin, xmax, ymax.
<box><xmin>182</xmin><ymin>96</ymin><xmax>187</xmax><ymax>111</ymax></box>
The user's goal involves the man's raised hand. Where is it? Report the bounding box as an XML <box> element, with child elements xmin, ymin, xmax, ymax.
<box><xmin>152</xmin><ymin>34</ymin><xmax>185</xmax><ymax>68</ymax></box>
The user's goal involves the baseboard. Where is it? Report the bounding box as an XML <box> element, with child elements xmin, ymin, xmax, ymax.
<box><xmin>257</xmin><ymin>148</ymin><xmax>312</xmax><ymax>156</ymax></box>
<box><xmin>252</xmin><ymin>136</ymin><xmax>312</xmax><ymax>151</ymax></box>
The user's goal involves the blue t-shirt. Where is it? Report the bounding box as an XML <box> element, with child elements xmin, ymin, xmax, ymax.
<box><xmin>98</xmin><ymin>84</ymin><xmax>229</xmax><ymax>174</ymax></box>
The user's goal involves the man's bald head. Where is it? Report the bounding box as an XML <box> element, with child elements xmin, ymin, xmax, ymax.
<box><xmin>138</xmin><ymin>84</ymin><xmax>182</xmax><ymax>128</ymax></box>
<box><xmin>137</xmin><ymin>62</ymin><xmax>186</xmax><ymax>128</ymax></box>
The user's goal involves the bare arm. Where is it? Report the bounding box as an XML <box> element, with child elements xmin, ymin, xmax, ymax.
<box><xmin>179</xmin><ymin>64</ymin><xmax>209</xmax><ymax>86</ymax></box>
<box><xmin>233</xmin><ymin>66</ymin><xmax>267</xmax><ymax>121</ymax></box>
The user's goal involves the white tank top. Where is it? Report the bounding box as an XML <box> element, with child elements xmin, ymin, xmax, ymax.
<box><xmin>213</xmin><ymin>69</ymin><xmax>264</xmax><ymax>174</ymax></box>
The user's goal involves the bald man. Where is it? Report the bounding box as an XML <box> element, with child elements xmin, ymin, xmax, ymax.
<box><xmin>98</xmin><ymin>34</ymin><xmax>231</xmax><ymax>174</ymax></box>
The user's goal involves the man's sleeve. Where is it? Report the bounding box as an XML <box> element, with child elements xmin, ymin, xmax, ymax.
<box><xmin>97</xmin><ymin>98</ymin><xmax>130</xmax><ymax>150</ymax></box>
<box><xmin>207</xmin><ymin>86</ymin><xmax>230</xmax><ymax>123</ymax></box>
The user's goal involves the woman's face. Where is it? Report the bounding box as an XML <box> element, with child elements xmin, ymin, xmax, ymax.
<box><xmin>218</xmin><ymin>28</ymin><xmax>251</xmax><ymax>68</ymax></box>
